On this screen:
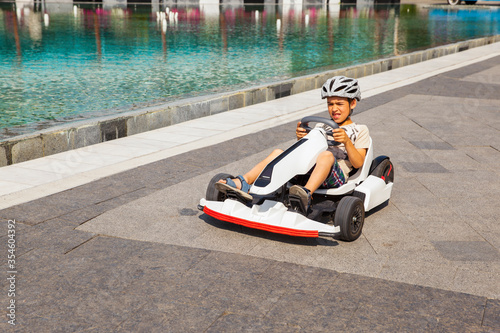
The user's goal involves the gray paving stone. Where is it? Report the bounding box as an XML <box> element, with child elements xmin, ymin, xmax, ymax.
<box><xmin>198</xmin><ymin>278</ymin><xmax>286</xmax><ymax>317</ymax></box>
<box><xmin>422</xmin><ymin>148</ymin><xmax>481</xmax><ymax>172</ymax></box>
<box><xmin>344</xmin><ymin>305</ymin><xmax>441</xmax><ymax>332</ymax></box>
<box><xmin>206</xmin><ymin>313</ymin><xmax>297</xmax><ymax>333</ymax></box>
<box><xmin>17</xmin><ymin>288</ymin><xmax>145</xmax><ymax>331</ymax></box>
<box><xmin>345</xmin><ymin>275</ymin><xmax>486</xmax><ymax>324</ymax></box>
<box><xmin>34</xmin><ymin>191</ymin><xmax>97</xmax><ymax>210</ymax></box>
<box><xmin>265</xmin><ymin>291</ymin><xmax>354</xmax><ymax>331</ymax></box>
<box><xmin>453</xmin><ymin>266</ymin><xmax>500</xmax><ymax>300</ymax></box>
<box><xmin>258</xmin><ymin>261</ymin><xmax>341</xmax><ymax>296</ymax></box>
<box><xmin>462</xmin><ymin>146</ymin><xmax>500</xmax><ymax>173</ymax></box>
<box><xmin>15</xmin><ymin>218</ymin><xmax>95</xmax><ymax>256</ymax></box>
<box><xmin>462</xmin><ymin>64</ymin><xmax>500</xmax><ymax>85</ymax></box>
<box><xmin>157</xmin><ymin>301</ymin><xmax>226</xmax><ymax>332</ymax></box>
<box><xmin>399</xmin><ymin>162</ymin><xmax>450</xmax><ymax>173</ymax></box>
<box><xmin>409</xmin><ymin>140</ymin><xmax>455</xmax><ymax>150</ymax></box>
<box><xmin>93</xmin><ymin>187</ymin><xmax>157</xmax><ymax>207</ymax></box>
<box><xmin>119</xmin><ymin>301</ymin><xmax>223</xmax><ymax>332</ymax></box>
<box><xmin>0</xmin><ymin>182</ymin><xmax>141</xmax><ymax>225</ymax></box>
<box><xmin>418</xmin><ymin>170</ymin><xmax>500</xmax><ymax>199</ymax></box>
<box><xmin>376</xmin><ymin>258</ymin><xmax>459</xmax><ymax>292</ymax></box>
<box><xmin>0</xmin><ymin>200</ymin><xmax>76</xmax><ymax>226</ymax></box>
<box><xmin>484</xmin><ymin>299</ymin><xmax>500</xmax><ymax>330</ymax></box>
<box><xmin>58</xmin><ymin>204</ymin><xmax>112</xmax><ymax>226</ymax></box>
<box><xmin>432</xmin><ymin>241</ymin><xmax>500</xmax><ymax>262</ymax></box>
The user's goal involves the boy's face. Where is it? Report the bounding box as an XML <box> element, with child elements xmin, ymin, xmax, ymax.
<box><xmin>327</xmin><ymin>96</ymin><xmax>356</xmax><ymax>124</ymax></box>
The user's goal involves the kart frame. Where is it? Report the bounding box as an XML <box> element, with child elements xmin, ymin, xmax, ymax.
<box><xmin>198</xmin><ymin>116</ymin><xmax>394</xmax><ymax>241</ymax></box>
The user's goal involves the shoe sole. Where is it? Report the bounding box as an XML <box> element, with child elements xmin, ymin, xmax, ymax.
<box><xmin>214</xmin><ymin>182</ymin><xmax>253</xmax><ymax>201</ymax></box>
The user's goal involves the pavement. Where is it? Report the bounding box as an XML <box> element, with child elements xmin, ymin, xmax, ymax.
<box><xmin>0</xmin><ymin>41</ymin><xmax>499</xmax><ymax>331</ymax></box>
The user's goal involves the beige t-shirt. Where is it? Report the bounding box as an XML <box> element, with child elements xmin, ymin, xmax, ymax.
<box><xmin>319</xmin><ymin>123</ymin><xmax>370</xmax><ymax>178</ymax></box>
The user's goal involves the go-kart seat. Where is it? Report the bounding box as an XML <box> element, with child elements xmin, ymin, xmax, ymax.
<box><xmin>315</xmin><ymin>137</ymin><xmax>373</xmax><ymax>196</ymax></box>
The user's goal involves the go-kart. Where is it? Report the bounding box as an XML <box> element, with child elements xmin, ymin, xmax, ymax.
<box><xmin>198</xmin><ymin>116</ymin><xmax>394</xmax><ymax>241</ymax></box>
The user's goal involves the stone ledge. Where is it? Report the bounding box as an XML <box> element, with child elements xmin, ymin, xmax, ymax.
<box><xmin>1</xmin><ymin>35</ymin><xmax>499</xmax><ymax>167</ymax></box>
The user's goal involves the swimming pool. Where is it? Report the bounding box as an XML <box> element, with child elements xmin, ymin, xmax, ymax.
<box><xmin>0</xmin><ymin>1</ymin><xmax>499</xmax><ymax>139</ymax></box>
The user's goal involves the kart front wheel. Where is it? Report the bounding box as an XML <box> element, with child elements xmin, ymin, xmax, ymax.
<box><xmin>206</xmin><ymin>173</ymin><xmax>234</xmax><ymax>202</ymax></box>
<box><xmin>335</xmin><ymin>196</ymin><xmax>365</xmax><ymax>242</ymax></box>
<box><xmin>447</xmin><ymin>0</ymin><xmax>460</xmax><ymax>5</ymax></box>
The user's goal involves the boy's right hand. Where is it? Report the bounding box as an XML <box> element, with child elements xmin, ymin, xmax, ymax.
<box><xmin>296</xmin><ymin>121</ymin><xmax>307</xmax><ymax>140</ymax></box>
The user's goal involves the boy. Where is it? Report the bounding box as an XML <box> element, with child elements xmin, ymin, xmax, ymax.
<box><xmin>216</xmin><ymin>76</ymin><xmax>370</xmax><ymax>214</ymax></box>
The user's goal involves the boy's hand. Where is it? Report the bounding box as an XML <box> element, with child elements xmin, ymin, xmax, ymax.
<box><xmin>296</xmin><ymin>122</ymin><xmax>307</xmax><ymax>140</ymax></box>
<box><xmin>332</xmin><ymin>128</ymin><xmax>349</xmax><ymax>144</ymax></box>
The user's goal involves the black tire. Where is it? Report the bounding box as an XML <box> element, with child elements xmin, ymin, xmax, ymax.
<box><xmin>370</xmin><ymin>158</ymin><xmax>394</xmax><ymax>184</ymax></box>
<box><xmin>447</xmin><ymin>0</ymin><xmax>461</xmax><ymax>5</ymax></box>
<box><xmin>206</xmin><ymin>173</ymin><xmax>233</xmax><ymax>202</ymax></box>
<box><xmin>464</xmin><ymin>1</ymin><xmax>477</xmax><ymax>4</ymax></box>
<box><xmin>335</xmin><ymin>196</ymin><xmax>365</xmax><ymax>242</ymax></box>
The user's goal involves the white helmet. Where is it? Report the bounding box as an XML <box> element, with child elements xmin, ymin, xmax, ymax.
<box><xmin>321</xmin><ymin>76</ymin><xmax>361</xmax><ymax>101</ymax></box>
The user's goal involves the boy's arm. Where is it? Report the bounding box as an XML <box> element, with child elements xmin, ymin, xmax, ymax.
<box><xmin>344</xmin><ymin>141</ymin><xmax>367</xmax><ymax>169</ymax></box>
<box><xmin>332</xmin><ymin>129</ymin><xmax>367</xmax><ymax>169</ymax></box>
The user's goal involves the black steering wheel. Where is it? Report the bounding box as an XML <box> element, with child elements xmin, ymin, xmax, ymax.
<box><xmin>300</xmin><ymin>116</ymin><xmax>342</xmax><ymax>146</ymax></box>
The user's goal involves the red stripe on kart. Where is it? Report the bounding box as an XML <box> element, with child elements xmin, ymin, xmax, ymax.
<box><xmin>382</xmin><ymin>164</ymin><xmax>393</xmax><ymax>182</ymax></box>
<box><xmin>203</xmin><ymin>206</ymin><xmax>319</xmax><ymax>238</ymax></box>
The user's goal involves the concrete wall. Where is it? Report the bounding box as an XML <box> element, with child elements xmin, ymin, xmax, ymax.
<box><xmin>1</xmin><ymin>35</ymin><xmax>499</xmax><ymax>166</ymax></box>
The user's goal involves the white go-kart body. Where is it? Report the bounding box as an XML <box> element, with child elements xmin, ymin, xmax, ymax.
<box><xmin>198</xmin><ymin>117</ymin><xmax>394</xmax><ymax>241</ymax></box>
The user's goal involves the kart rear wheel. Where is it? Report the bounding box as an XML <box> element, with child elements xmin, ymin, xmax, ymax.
<box><xmin>206</xmin><ymin>173</ymin><xmax>234</xmax><ymax>202</ymax></box>
<box><xmin>335</xmin><ymin>196</ymin><xmax>365</xmax><ymax>242</ymax></box>
<box><xmin>447</xmin><ymin>0</ymin><xmax>460</xmax><ymax>5</ymax></box>
<box><xmin>370</xmin><ymin>158</ymin><xmax>394</xmax><ymax>184</ymax></box>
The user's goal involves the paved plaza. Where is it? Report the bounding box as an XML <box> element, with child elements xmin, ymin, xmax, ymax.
<box><xmin>0</xmin><ymin>42</ymin><xmax>499</xmax><ymax>331</ymax></box>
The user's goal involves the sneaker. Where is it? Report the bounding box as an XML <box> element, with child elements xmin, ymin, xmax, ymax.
<box><xmin>289</xmin><ymin>185</ymin><xmax>312</xmax><ymax>215</ymax></box>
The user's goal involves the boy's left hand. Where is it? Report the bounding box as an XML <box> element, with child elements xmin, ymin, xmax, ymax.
<box><xmin>332</xmin><ymin>128</ymin><xmax>349</xmax><ymax>144</ymax></box>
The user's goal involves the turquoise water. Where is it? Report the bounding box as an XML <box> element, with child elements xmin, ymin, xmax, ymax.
<box><xmin>0</xmin><ymin>2</ymin><xmax>499</xmax><ymax>138</ymax></box>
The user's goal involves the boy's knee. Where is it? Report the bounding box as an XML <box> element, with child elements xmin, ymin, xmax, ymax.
<box><xmin>272</xmin><ymin>149</ymin><xmax>283</xmax><ymax>155</ymax></box>
<box><xmin>318</xmin><ymin>151</ymin><xmax>335</xmax><ymax>164</ymax></box>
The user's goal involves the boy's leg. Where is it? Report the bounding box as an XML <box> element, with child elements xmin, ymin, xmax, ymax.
<box><xmin>243</xmin><ymin>149</ymin><xmax>283</xmax><ymax>184</ymax></box>
<box><xmin>289</xmin><ymin>151</ymin><xmax>335</xmax><ymax>214</ymax></box>
<box><xmin>304</xmin><ymin>151</ymin><xmax>335</xmax><ymax>193</ymax></box>
<box><xmin>218</xmin><ymin>149</ymin><xmax>283</xmax><ymax>189</ymax></box>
